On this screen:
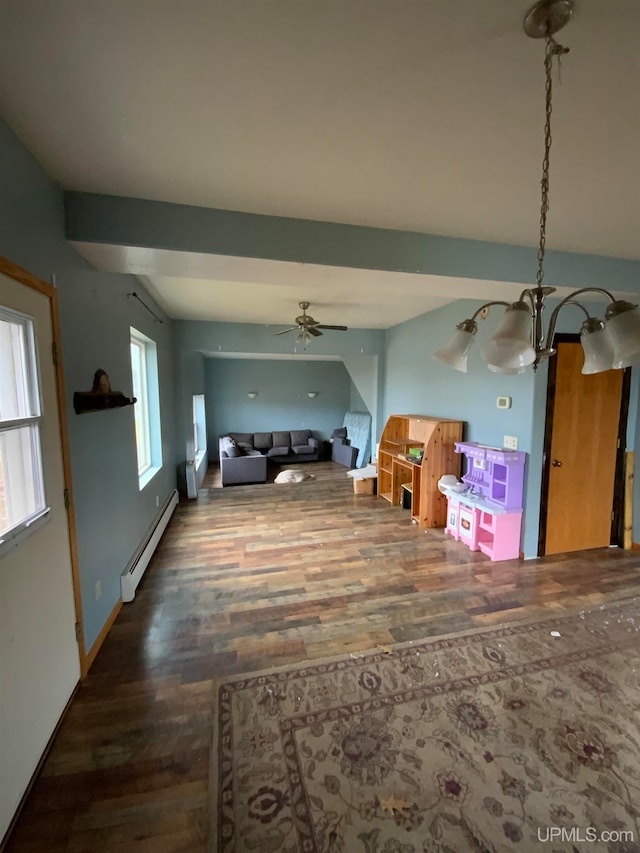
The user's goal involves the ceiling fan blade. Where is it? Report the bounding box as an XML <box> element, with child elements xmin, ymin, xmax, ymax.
<box><xmin>307</xmin><ymin>326</ymin><xmax>323</xmax><ymax>337</ymax></box>
<box><xmin>316</xmin><ymin>324</ymin><xmax>348</xmax><ymax>331</ymax></box>
<box><xmin>275</xmin><ymin>326</ymin><xmax>297</xmax><ymax>336</ymax></box>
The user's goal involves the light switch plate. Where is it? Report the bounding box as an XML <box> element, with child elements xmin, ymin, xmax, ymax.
<box><xmin>497</xmin><ymin>396</ymin><xmax>512</xmax><ymax>409</ymax></box>
<box><xmin>503</xmin><ymin>435</ymin><xmax>518</xmax><ymax>450</ymax></box>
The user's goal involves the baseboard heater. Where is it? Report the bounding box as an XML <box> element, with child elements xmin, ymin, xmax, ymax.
<box><xmin>121</xmin><ymin>489</ymin><xmax>179</xmax><ymax>602</ymax></box>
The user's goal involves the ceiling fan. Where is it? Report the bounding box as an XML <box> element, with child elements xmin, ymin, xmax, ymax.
<box><xmin>275</xmin><ymin>301</ymin><xmax>348</xmax><ymax>343</ymax></box>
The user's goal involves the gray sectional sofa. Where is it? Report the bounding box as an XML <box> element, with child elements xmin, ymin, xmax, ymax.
<box><xmin>219</xmin><ymin>429</ymin><xmax>321</xmax><ymax>486</ymax></box>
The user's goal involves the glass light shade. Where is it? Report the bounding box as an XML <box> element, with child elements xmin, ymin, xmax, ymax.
<box><xmin>605</xmin><ymin>301</ymin><xmax>640</xmax><ymax>368</ymax></box>
<box><xmin>487</xmin><ymin>363</ymin><xmax>526</xmax><ymax>375</ymax></box>
<box><xmin>580</xmin><ymin>318</ymin><xmax>614</xmax><ymax>375</ymax></box>
<box><xmin>480</xmin><ymin>302</ymin><xmax>536</xmax><ymax>369</ymax></box>
<box><xmin>432</xmin><ymin>321</ymin><xmax>477</xmax><ymax>373</ymax></box>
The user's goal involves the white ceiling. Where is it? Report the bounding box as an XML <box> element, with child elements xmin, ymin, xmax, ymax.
<box><xmin>0</xmin><ymin>0</ymin><xmax>638</xmax><ymax>327</ymax></box>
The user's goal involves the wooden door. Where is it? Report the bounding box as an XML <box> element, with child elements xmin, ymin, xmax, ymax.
<box><xmin>542</xmin><ymin>340</ymin><xmax>625</xmax><ymax>555</ymax></box>
<box><xmin>0</xmin><ymin>260</ymin><xmax>82</xmax><ymax>841</ymax></box>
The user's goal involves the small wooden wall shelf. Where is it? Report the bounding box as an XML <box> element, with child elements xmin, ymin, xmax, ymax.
<box><xmin>73</xmin><ymin>392</ymin><xmax>136</xmax><ymax>415</ymax></box>
<box><xmin>377</xmin><ymin>414</ymin><xmax>464</xmax><ymax>528</ymax></box>
<box><xmin>73</xmin><ymin>369</ymin><xmax>136</xmax><ymax>415</ymax></box>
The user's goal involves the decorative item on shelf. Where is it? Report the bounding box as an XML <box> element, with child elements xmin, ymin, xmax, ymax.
<box><xmin>73</xmin><ymin>369</ymin><xmax>136</xmax><ymax>414</ymax></box>
<box><xmin>433</xmin><ymin>0</ymin><xmax>640</xmax><ymax>376</ymax></box>
<box><xmin>307</xmin><ymin>391</ymin><xmax>319</xmax><ymax>398</ymax></box>
<box><xmin>247</xmin><ymin>391</ymin><xmax>258</xmax><ymax>399</ymax></box>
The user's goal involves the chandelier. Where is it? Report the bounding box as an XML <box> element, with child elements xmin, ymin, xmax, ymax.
<box><xmin>434</xmin><ymin>0</ymin><xmax>640</xmax><ymax>375</ymax></box>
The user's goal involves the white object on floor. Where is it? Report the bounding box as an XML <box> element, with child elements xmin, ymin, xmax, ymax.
<box><xmin>347</xmin><ymin>463</ymin><xmax>378</xmax><ymax>480</ymax></box>
<box><xmin>274</xmin><ymin>470</ymin><xmax>316</xmax><ymax>484</ymax></box>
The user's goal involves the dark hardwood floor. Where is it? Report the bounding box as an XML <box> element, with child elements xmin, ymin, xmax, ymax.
<box><xmin>5</xmin><ymin>462</ymin><xmax>640</xmax><ymax>852</ymax></box>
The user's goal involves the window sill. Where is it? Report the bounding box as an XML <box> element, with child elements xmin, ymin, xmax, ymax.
<box><xmin>138</xmin><ymin>465</ymin><xmax>161</xmax><ymax>491</ymax></box>
<box><xmin>0</xmin><ymin>508</ymin><xmax>51</xmax><ymax>558</ymax></box>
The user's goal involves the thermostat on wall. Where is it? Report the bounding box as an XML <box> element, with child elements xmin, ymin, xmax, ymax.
<box><xmin>496</xmin><ymin>396</ymin><xmax>512</xmax><ymax>409</ymax></box>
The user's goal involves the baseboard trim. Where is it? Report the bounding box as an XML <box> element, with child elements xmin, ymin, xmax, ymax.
<box><xmin>83</xmin><ymin>597</ymin><xmax>122</xmax><ymax>676</ymax></box>
<box><xmin>632</xmin><ymin>542</ymin><xmax>640</xmax><ymax>551</ymax></box>
<box><xmin>0</xmin><ymin>682</ymin><xmax>79</xmax><ymax>852</ymax></box>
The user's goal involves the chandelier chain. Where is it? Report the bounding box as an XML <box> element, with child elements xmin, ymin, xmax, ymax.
<box><xmin>536</xmin><ymin>37</ymin><xmax>569</xmax><ymax>289</ymax></box>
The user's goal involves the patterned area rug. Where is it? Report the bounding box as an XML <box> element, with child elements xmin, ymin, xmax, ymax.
<box><xmin>210</xmin><ymin>598</ymin><xmax>640</xmax><ymax>853</ymax></box>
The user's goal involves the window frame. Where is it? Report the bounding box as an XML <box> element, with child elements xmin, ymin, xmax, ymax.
<box><xmin>192</xmin><ymin>393</ymin><xmax>207</xmax><ymax>468</ymax></box>
<box><xmin>0</xmin><ymin>305</ymin><xmax>49</xmax><ymax>550</ymax></box>
<box><xmin>129</xmin><ymin>326</ymin><xmax>163</xmax><ymax>490</ymax></box>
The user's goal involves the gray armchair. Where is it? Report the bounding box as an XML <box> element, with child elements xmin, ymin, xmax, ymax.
<box><xmin>331</xmin><ymin>428</ymin><xmax>359</xmax><ymax>468</ymax></box>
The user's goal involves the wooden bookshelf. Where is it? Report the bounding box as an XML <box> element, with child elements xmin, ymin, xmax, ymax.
<box><xmin>377</xmin><ymin>414</ymin><xmax>464</xmax><ymax>528</ymax></box>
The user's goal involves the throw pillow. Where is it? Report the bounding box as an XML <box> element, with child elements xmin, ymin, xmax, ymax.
<box><xmin>222</xmin><ymin>436</ymin><xmax>240</xmax><ymax>458</ymax></box>
<box><xmin>229</xmin><ymin>436</ymin><xmax>246</xmax><ymax>456</ymax></box>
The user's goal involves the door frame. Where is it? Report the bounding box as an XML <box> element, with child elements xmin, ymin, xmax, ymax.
<box><xmin>0</xmin><ymin>256</ymin><xmax>87</xmax><ymax>676</ymax></box>
<box><xmin>537</xmin><ymin>332</ymin><xmax>631</xmax><ymax>557</ymax></box>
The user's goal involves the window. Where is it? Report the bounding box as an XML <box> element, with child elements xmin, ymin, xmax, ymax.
<box><xmin>192</xmin><ymin>394</ymin><xmax>206</xmax><ymax>466</ymax></box>
<box><xmin>130</xmin><ymin>327</ymin><xmax>162</xmax><ymax>488</ymax></box>
<box><xmin>0</xmin><ymin>307</ymin><xmax>47</xmax><ymax>545</ymax></box>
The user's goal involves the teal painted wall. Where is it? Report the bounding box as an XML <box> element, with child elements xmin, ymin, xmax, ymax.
<box><xmin>0</xmin><ymin>118</ymin><xmax>177</xmax><ymax>652</ymax></box>
<box><xmin>174</xmin><ymin>319</ymin><xmax>385</xmax><ymax>360</ymax></box>
<box><xmin>60</xmin><ymin>272</ymin><xmax>176</xmax><ymax>648</ymax></box>
<box><xmin>174</xmin><ymin>319</ymin><xmax>385</xmax><ymax>467</ymax></box>
<box><xmin>350</xmin><ymin>382</ymin><xmax>367</xmax><ymax>412</ymax></box>
<box><xmin>2</xmin><ymin>106</ymin><xmax>636</xmax><ymax>626</ymax></box>
<box><xmin>384</xmin><ymin>298</ymin><xmax>639</xmax><ymax>558</ymax></box>
<box><xmin>205</xmin><ymin>358</ymin><xmax>352</xmax><ymax>452</ymax></box>
<box><xmin>71</xmin><ymin>195</ymin><xmax>639</xmax><ymax>544</ymax></box>
<box><xmin>65</xmin><ymin>192</ymin><xmax>640</xmax><ymax>298</ymax></box>
<box><xmin>174</xmin><ymin>347</ymin><xmax>207</xmax><ymax>491</ymax></box>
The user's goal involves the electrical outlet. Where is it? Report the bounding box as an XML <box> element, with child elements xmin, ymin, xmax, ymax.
<box><xmin>95</xmin><ymin>579</ymin><xmax>102</xmax><ymax>600</ymax></box>
<box><xmin>503</xmin><ymin>435</ymin><xmax>518</xmax><ymax>450</ymax></box>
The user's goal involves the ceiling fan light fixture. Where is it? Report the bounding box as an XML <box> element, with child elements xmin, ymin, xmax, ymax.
<box><xmin>278</xmin><ymin>301</ymin><xmax>348</xmax><ymax>347</ymax></box>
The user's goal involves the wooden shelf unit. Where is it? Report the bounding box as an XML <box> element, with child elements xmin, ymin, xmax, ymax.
<box><xmin>377</xmin><ymin>414</ymin><xmax>464</xmax><ymax>528</ymax></box>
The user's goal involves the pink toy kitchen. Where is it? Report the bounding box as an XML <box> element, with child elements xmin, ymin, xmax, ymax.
<box><xmin>443</xmin><ymin>442</ymin><xmax>527</xmax><ymax>561</ymax></box>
